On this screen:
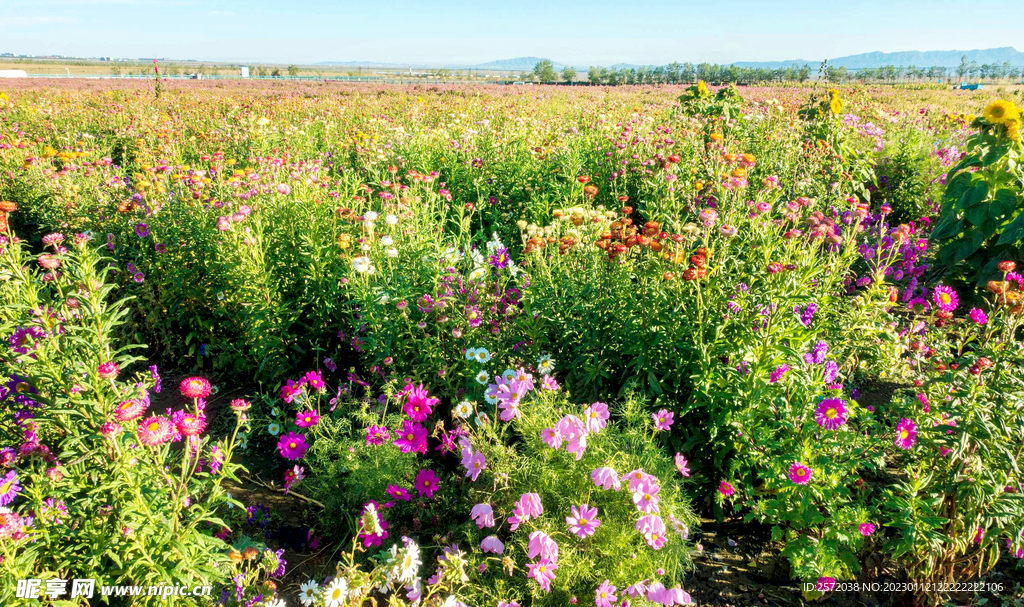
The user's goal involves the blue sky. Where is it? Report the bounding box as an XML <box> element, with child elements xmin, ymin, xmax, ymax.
<box><xmin>1</xmin><ymin>0</ymin><xmax>1021</xmax><ymax>65</ymax></box>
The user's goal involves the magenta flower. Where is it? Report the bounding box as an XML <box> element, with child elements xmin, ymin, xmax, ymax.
<box><xmin>386</xmin><ymin>485</ymin><xmax>411</xmax><ymax>501</ymax></box>
<box><xmin>541</xmin><ymin>427</ymin><xmax>563</xmax><ymax>449</ymax></box>
<box><xmin>636</xmin><ymin>514</ymin><xmax>667</xmax><ymax>549</ymax></box>
<box><xmin>0</xmin><ymin>470</ymin><xmax>21</xmax><ymax>506</ymax></box>
<box><xmin>591</xmin><ymin>466</ymin><xmax>622</xmax><ymax>491</ymax></box>
<box><xmin>365</xmin><ymin>425</ymin><xmax>390</xmax><ymax>446</ymax></box>
<box><xmin>277</xmin><ymin>432</ymin><xmax>309</xmax><ymax>460</ymax></box>
<box><xmin>859</xmin><ymin>522</ymin><xmax>876</xmax><ymax>536</ymax></box>
<box><xmin>280</xmin><ymin>379</ymin><xmax>303</xmax><ymax>403</ymax></box>
<box><xmin>526</xmin><ymin>559</ymin><xmax>557</xmax><ymax>592</ymax></box>
<box><xmin>895</xmin><ymin>418</ymin><xmax>917</xmax><ymax>449</ymax></box>
<box><xmin>541</xmin><ymin>375</ymin><xmax>560</xmax><ymax>391</ymax></box>
<box><xmin>97</xmin><ymin>361</ymin><xmax>120</xmax><ymax>379</ymax></box>
<box><xmin>527</xmin><ymin>530</ymin><xmax>559</xmax><ymax>562</ymax></box>
<box><xmin>932</xmin><ymin>285</ymin><xmax>959</xmax><ymax>312</ymax></box>
<box><xmin>470</xmin><ymin>503</ymin><xmax>494</xmax><ymax>528</ymax></box>
<box><xmin>814</xmin><ymin>398</ymin><xmax>848</xmax><ymax>430</ymax></box>
<box><xmin>595</xmin><ymin>580</ymin><xmax>618</xmax><ymax>607</ymax></box>
<box><xmin>624</xmin><ymin>580</ymin><xmax>649</xmax><ymax>598</ymax></box>
<box><xmin>969</xmin><ymin>307</ymin><xmax>988</xmax><ymax>325</ymax></box>
<box><xmin>137</xmin><ymin>415</ymin><xmax>174</xmax><ymax>446</ymax></box>
<box><xmin>393</xmin><ymin>420</ymin><xmax>428</xmax><ymax>454</ymax></box>
<box><xmin>461</xmin><ymin>450</ymin><xmax>487</xmax><ymax>482</ymax></box>
<box><xmin>295</xmin><ymin>410</ymin><xmax>320</xmax><ymax>428</ymax></box>
<box><xmin>770</xmin><ymin>364</ymin><xmax>789</xmax><ymax>383</ymax></box>
<box><xmin>718</xmin><ymin>480</ymin><xmax>735</xmax><ymax>497</ymax></box>
<box><xmin>674</xmin><ymin>453</ymin><xmax>691</xmax><ymax>477</ymax></box>
<box><xmin>815</xmin><ymin>577</ymin><xmax>837</xmax><ymax>592</ymax></box>
<box><xmin>480</xmin><ymin>535</ymin><xmax>504</xmax><ymax>554</ymax></box>
<box><xmin>789</xmin><ymin>462</ymin><xmax>813</xmax><ymax>485</ymax></box>
<box><xmin>566</xmin><ymin>504</ymin><xmax>601</xmax><ymax>538</ymax></box>
<box><xmin>517</xmin><ymin>493</ymin><xmax>544</xmax><ymax>518</ymax></box>
<box><xmin>652</xmin><ymin>409</ymin><xmax>674</xmax><ymax>431</ymax></box>
<box><xmin>403</xmin><ymin>383</ymin><xmax>438</xmax><ymax>422</ymax></box>
<box><xmin>632</xmin><ymin>478</ymin><xmax>661</xmax><ymax>514</ymax></box>
<box><xmin>583</xmin><ymin>402</ymin><xmax>610</xmax><ymax>433</ymax></box>
<box><xmin>414</xmin><ymin>469</ymin><xmax>440</xmax><ymax>498</ymax></box>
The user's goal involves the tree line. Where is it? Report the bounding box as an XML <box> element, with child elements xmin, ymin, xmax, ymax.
<box><xmin>530</xmin><ymin>57</ymin><xmax>1024</xmax><ymax>85</ymax></box>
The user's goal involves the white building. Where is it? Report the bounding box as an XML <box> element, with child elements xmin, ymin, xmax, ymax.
<box><xmin>0</xmin><ymin>69</ymin><xmax>28</xmax><ymax>78</ymax></box>
<box><xmin>240</xmin><ymin>66</ymin><xmax>249</xmax><ymax>78</ymax></box>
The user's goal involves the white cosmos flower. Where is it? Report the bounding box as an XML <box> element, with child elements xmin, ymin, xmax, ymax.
<box><xmin>468</xmin><ymin>267</ymin><xmax>487</xmax><ymax>281</ymax></box>
<box><xmin>323</xmin><ymin>577</ymin><xmax>348</xmax><ymax>607</ymax></box>
<box><xmin>298</xmin><ymin>580</ymin><xmax>319</xmax><ymax>606</ymax></box>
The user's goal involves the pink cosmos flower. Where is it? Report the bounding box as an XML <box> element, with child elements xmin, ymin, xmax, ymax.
<box><xmin>365</xmin><ymin>425</ymin><xmax>390</xmax><ymax>446</ymax></box>
<box><xmin>895</xmin><ymin>418</ymin><xmax>917</xmax><ymax>449</ymax></box>
<box><xmin>591</xmin><ymin>466</ymin><xmax>622</xmax><ymax>491</ymax></box>
<box><xmin>470</xmin><ymin>503</ymin><xmax>494</xmax><ymax>528</ymax></box>
<box><xmin>414</xmin><ymin>469</ymin><xmax>440</xmax><ymax>498</ymax></box>
<box><xmin>403</xmin><ymin>383</ymin><xmax>438</xmax><ymax>422</ymax></box>
<box><xmin>637</xmin><ymin>514</ymin><xmax>667</xmax><ymax>549</ymax></box>
<box><xmin>595</xmin><ymin>580</ymin><xmax>617</xmax><ymax>607</ymax></box>
<box><xmin>481</xmin><ymin>535</ymin><xmax>504</xmax><ymax>554</ymax></box>
<box><xmin>277</xmin><ymin>432</ymin><xmax>309</xmax><ymax>460</ymax></box>
<box><xmin>566</xmin><ymin>504</ymin><xmax>601</xmax><ymax>538</ymax></box>
<box><xmin>498</xmin><ymin>397</ymin><xmax>522</xmax><ymax>421</ymax></box>
<box><xmin>652</xmin><ymin>409</ymin><xmax>674</xmax><ymax>431</ymax></box>
<box><xmin>675</xmin><ymin>453</ymin><xmax>691</xmax><ymax>477</ymax></box>
<box><xmin>526</xmin><ymin>559</ymin><xmax>557</xmax><ymax>592</ymax></box>
<box><xmin>280</xmin><ymin>379</ymin><xmax>303</xmax><ymax>403</ymax></box>
<box><xmin>386</xmin><ymin>485</ymin><xmax>411</xmax><ymax>501</ymax></box>
<box><xmin>789</xmin><ymin>462</ymin><xmax>812</xmax><ymax>485</ymax></box>
<box><xmin>517</xmin><ymin>492</ymin><xmax>544</xmax><ymax>518</ymax></box>
<box><xmin>541</xmin><ymin>427</ymin><xmax>563</xmax><ymax>449</ymax></box>
<box><xmin>527</xmin><ymin>530</ymin><xmax>559</xmax><ymax>562</ymax></box>
<box><xmin>718</xmin><ymin>480</ymin><xmax>735</xmax><ymax>497</ymax></box>
<box><xmin>393</xmin><ymin>420</ymin><xmax>428</xmax><ymax>454</ymax></box>
<box><xmin>814</xmin><ymin>398</ymin><xmax>848</xmax><ymax>430</ymax></box>
<box><xmin>623</xmin><ymin>468</ymin><xmax>655</xmax><ymax>493</ymax></box>
<box><xmin>624</xmin><ymin>580</ymin><xmax>649</xmax><ymax>598</ymax></box>
<box><xmin>295</xmin><ymin>410</ymin><xmax>320</xmax><ymax>428</ymax></box>
<box><xmin>565</xmin><ymin>431</ymin><xmax>587</xmax><ymax>460</ymax></box>
<box><xmin>541</xmin><ymin>375</ymin><xmax>559</xmax><ymax>390</ymax></box>
<box><xmin>462</xmin><ymin>450</ymin><xmax>487</xmax><ymax>482</ymax></box>
<box><xmin>632</xmin><ymin>478</ymin><xmax>661</xmax><ymax>514</ymax></box>
<box><xmin>859</xmin><ymin>523</ymin><xmax>876</xmax><ymax>536</ymax></box>
<box><xmin>583</xmin><ymin>402</ymin><xmax>610</xmax><ymax>433</ymax></box>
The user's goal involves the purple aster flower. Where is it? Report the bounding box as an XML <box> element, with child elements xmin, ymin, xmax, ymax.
<box><xmin>814</xmin><ymin>398</ymin><xmax>848</xmax><ymax>430</ymax></box>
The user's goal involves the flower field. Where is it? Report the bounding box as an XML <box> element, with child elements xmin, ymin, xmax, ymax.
<box><xmin>0</xmin><ymin>78</ymin><xmax>1023</xmax><ymax>606</ymax></box>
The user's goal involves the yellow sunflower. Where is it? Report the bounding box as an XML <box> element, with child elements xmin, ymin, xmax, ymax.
<box><xmin>983</xmin><ymin>100</ymin><xmax>1019</xmax><ymax>125</ymax></box>
<box><xmin>697</xmin><ymin>80</ymin><xmax>709</xmax><ymax>96</ymax></box>
<box><xmin>1007</xmin><ymin>118</ymin><xmax>1021</xmax><ymax>142</ymax></box>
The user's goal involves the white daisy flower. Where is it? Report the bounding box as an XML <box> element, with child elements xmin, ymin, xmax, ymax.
<box><xmin>468</xmin><ymin>267</ymin><xmax>487</xmax><ymax>281</ymax></box>
<box><xmin>475</xmin><ymin>370</ymin><xmax>490</xmax><ymax>386</ymax></box>
<box><xmin>386</xmin><ymin>247</ymin><xmax>398</xmax><ymax>258</ymax></box>
<box><xmin>268</xmin><ymin>422</ymin><xmax>281</xmax><ymax>436</ymax></box>
<box><xmin>299</xmin><ymin>580</ymin><xmax>319</xmax><ymax>606</ymax></box>
<box><xmin>537</xmin><ymin>355</ymin><xmax>554</xmax><ymax>375</ymax></box>
<box><xmin>379</xmin><ymin>235</ymin><xmax>393</xmax><ymax>246</ymax></box>
<box><xmin>465</xmin><ymin>347</ymin><xmax>478</xmax><ymax>361</ymax></box>
<box><xmin>502</xmin><ymin>369</ymin><xmax>516</xmax><ymax>383</ymax></box>
<box><xmin>352</xmin><ymin>256</ymin><xmax>375</xmax><ymax>274</ymax></box>
<box><xmin>455</xmin><ymin>401</ymin><xmax>474</xmax><ymax>419</ymax></box>
<box><xmin>399</xmin><ymin>539</ymin><xmax>421</xmax><ymax>583</ymax></box>
<box><xmin>474</xmin><ymin>348</ymin><xmax>491</xmax><ymax>363</ymax></box>
<box><xmin>323</xmin><ymin>577</ymin><xmax>348</xmax><ymax>607</ymax></box>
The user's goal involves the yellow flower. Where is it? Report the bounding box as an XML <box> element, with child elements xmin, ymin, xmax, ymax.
<box><xmin>697</xmin><ymin>80</ymin><xmax>709</xmax><ymax>96</ymax></box>
<box><xmin>1007</xmin><ymin>118</ymin><xmax>1021</xmax><ymax>142</ymax></box>
<box><xmin>827</xmin><ymin>89</ymin><xmax>843</xmax><ymax>115</ymax></box>
<box><xmin>983</xmin><ymin>100</ymin><xmax>1018</xmax><ymax>126</ymax></box>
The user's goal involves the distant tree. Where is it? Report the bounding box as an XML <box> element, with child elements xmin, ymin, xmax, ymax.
<box><xmin>271</xmin><ymin>67</ymin><xmax>281</xmax><ymax>78</ymax></box>
<box><xmin>956</xmin><ymin>55</ymin><xmax>970</xmax><ymax>82</ymax></box>
<box><xmin>533</xmin><ymin>60</ymin><xmax>557</xmax><ymax>83</ymax></box>
<box><xmin>434</xmin><ymin>68</ymin><xmax>450</xmax><ymax>81</ymax></box>
<box><xmin>287</xmin><ymin>64</ymin><xmax>300</xmax><ymax>76</ymax></box>
<box><xmin>796</xmin><ymin>64</ymin><xmax>811</xmax><ymax>82</ymax></box>
<box><xmin>587</xmin><ymin>66</ymin><xmax>602</xmax><ymax>85</ymax></box>
<box><xmin>561</xmin><ymin>66</ymin><xmax>577</xmax><ymax>83</ymax></box>
<box><xmin>833</xmin><ymin>66</ymin><xmax>849</xmax><ymax>82</ymax></box>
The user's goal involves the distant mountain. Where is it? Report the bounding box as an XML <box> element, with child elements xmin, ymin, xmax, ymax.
<box><xmin>732</xmin><ymin>59</ymin><xmax>815</xmax><ymax>69</ymax></box>
<box><xmin>828</xmin><ymin>47</ymin><xmax>1024</xmax><ymax>69</ymax></box>
<box><xmin>473</xmin><ymin>57</ymin><xmax>556</xmax><ymax>71</ymax></box>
